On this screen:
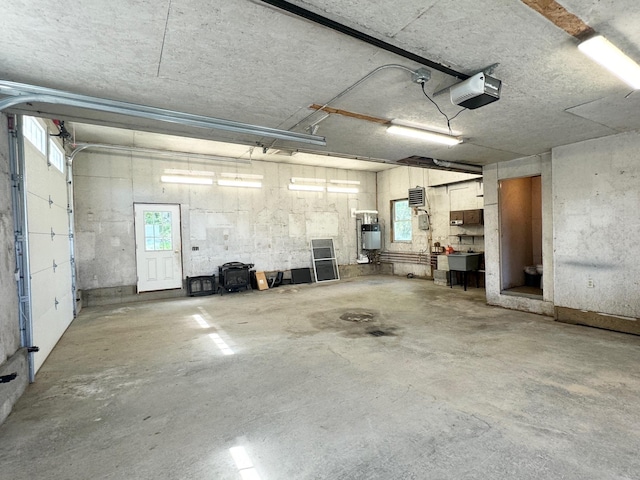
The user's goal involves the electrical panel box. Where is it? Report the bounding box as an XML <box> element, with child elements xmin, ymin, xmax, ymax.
<box><xmin>418</xmin><ymin>214</ymin><xmax>430</xmax><ymax>230</ymax></box>
<box><xmin>361</xmin><ymin>223</ymin><xmax>381</xmax><ymax>250</ymax></box>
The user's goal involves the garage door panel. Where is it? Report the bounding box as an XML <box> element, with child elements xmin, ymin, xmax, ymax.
<box><xmin>24</xmin><ymin>143</ymin><xmax>47</xmax><ymax>172</ymax></box>
<box><xmin>48</xmin><ymin>173</ymin><xmax>68</xmax><ymax>204</ymax></box>
<box><xmin>27</xmin><ymin>161</ymin><xmax>53</xmax><ymax>195</ymax></box>
<box><xmin>31</xmin><ymin>292</ymin><xmax>73</xmax><ymax>373</ymax></box>
<box><xmin>30</xmin><ymin>269</ymin><xmax>56</xmax><ymax>321</ymax></box>
<box><xmin>52</xmin><ymin>235</ymin><xmax>71</xmax><ymax>261</ymax></box>
<box><xmin>54</xmin><ymin>262</ymin><xmax>72</xmax><ymax>299</ymax></box>
<box><xmin>27</xmin><ymin>197</ymin><xmax>69</xmax><ymax>225</ymax></box>
<box><xmin>30</xmin><ymin>263</ymin><xmax>72</xmax><ymax>310</ymax></box>
<box><xmin>28</xmin><ymin>234</ymin><xmax>57</xmax><ymax>273</ymax></box>
<box><xmin>49</xmin><ymin>204</ymin><xmax>70</xmax><ymax>227</ymax></box>
<box><xmin>28</xmin><ymin>201</ymin><xmax>69</xmax><ymax>232</ymax></box>
<box><xmin>27</xmin><ymin>194</ymin><xmax>55</xmax><ymax>232</ymax></box>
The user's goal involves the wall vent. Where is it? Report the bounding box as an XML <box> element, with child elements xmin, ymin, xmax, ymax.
<box><xmin>408</xmin><ymin>187</ymin><xmax>425</xmax><ymax>207</ymax></box>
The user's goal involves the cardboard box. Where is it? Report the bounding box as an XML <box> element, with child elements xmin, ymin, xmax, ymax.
<box><xmin>255</xmin><ymin>271</ymin><xmax>269</xmax><ymax>290</ymax></box>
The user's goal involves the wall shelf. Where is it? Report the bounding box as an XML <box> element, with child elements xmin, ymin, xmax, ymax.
<box><xmin>450</xmin><ymin>234</ymin><xmax>484</xmax><ymax>243</ymax></box>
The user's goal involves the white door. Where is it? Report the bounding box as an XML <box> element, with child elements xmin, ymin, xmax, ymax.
<box><xmin>134</xmin><ymin>203</ymin><xmax>183</xmax><ymax>292</ymax></box>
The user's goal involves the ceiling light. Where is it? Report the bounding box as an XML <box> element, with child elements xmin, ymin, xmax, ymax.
<box><xmin>290</xmin><ymin>177</ymin><xmax>326</xmax><ymax>184</ymax></box>
<box><xmin>329</xmin><ymin>179</ymin><xmax>360</xmax><ymax>185</ymax></box>
<box><xmin>160</xmin><ymin>175</ymin><xmax>213</xmax><ymax>185</ymax></box>
<box><xmin>578</xmin><ymin>35</ymin><xmax>640</xmax><ymax>89</ymax></box>
<box><xmin>164</xmin><ymin>168</ymin><xmax>216</xmax><ymax>177</ymax></box>
<box><xmin>387</xmin><ymin>125</ymin><xmax>462</xmax><ymax>146</ymax></box>
<box><xmin>327</xmin><ymin>186</ymin><xmax>359</xmax><ymax>194</ymax></box>
<box><xmin>288</xmin><ymin>184</ymin><xmax>325</xmax><ymax>192</ymax></box>
<box><xmin>217</xmin><ymin>179</ymin><xmax>262</xmax><ymax>188</ymax></box>
<box><xmin>220</xmin><ymin>172</ymin><xmax>263</xmax><ymax>180</ymax></box>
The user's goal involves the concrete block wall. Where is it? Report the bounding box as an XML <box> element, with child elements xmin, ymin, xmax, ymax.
<box><xmin>73</xmin><ymin>150</ymin><xmax>376</xmax><ymax>292</ymax></box>
<box><xmin>376</xmin><ymin>166</ymin><xmax>482</xmax><ymax>278</ymax></box>
<box><xmin>0</xmin><ymin>114</ymin><xmax>27</xmax><ymax>424</ymax></box>
<box><xmin>553</xmin><ymin>131</ymin><xmax>640</xmax><ymax>322</ymax></box>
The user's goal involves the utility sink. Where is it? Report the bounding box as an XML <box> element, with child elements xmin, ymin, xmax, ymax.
<box><xmin>447</xmin><ymin>253</ymin><xmax>481</xmax><ymax>271</ymax></box>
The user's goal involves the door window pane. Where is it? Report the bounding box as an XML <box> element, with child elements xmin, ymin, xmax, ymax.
<box><xmin>144</xmin><ymin>211</ymin><xmax>172</xmax><ymax>251</ymax></box>
<box><xmin>23</xmin><ymin>116</ymin><xmax>47</xmax><ymax>155</ymax></box>
<box><xmin>49</xmin><ymin>138</ymin><xmax>65</xmax><ymax>172</ymax></box>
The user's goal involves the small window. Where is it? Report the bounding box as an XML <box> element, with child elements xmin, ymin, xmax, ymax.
<box><xmin>144</xmin><ymin>211</ymin><xmax>173</xmax><ymax>251</ymax></box>
<box><xmin>23</xmin><ymin>116</ymin><xmax>47</xmax><ymax>155</ymax></box>
<box><xmin>49</xmin><ymin>139</ymin><xmax>65</xmax><ymax>173</ymax></box>
<box><xmin>392</xmin><ymin>199</ymin><xmax>412</xmax><ymax>242</ymax></box>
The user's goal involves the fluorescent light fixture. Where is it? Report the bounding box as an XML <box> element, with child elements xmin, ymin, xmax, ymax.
<box><xmin>218</xmin><ymin>179</ymin><xmax>262</xmax><ymax>188</ymax></box>
<box><xmin>164</xmin><ymin>168</ymin><xmax>216</xmax><ymax>177</ymax></box>
<box><xmin>220</xmin><ymin>172</ymin><xmax>263</xmax><ymax>180</ymax></box>
<box><xmin>327</xmin><ymin>186</ymin><xmax>359</xmax><ymax>193</ymax></box>
<box><xmin>387</xmin><ymin>125</ymin><xmax>462</xmax><ymax>146</ymax></box>
<box><xmin>160</xmin><ymin>175</ymin><xmax>213</xmax><ymax>185</ymax></box>
<box><xmin>288</xmin><ymin>184</ymin><xmax>325</xmax><ymax>192</ymax></box>
<box><xmin>578</xmin><ymin>35</ymin><xmax>640</xmax><ymax>89</ymax></box>
<box><xmin>329</xmin><ymin>179</ymin><xmax>360</xmax><ymax>185</ymax></box>
<box><xmin>290</xmin><ymin>177</ymin><xmax>326</xmax><ymax>184</ymax></box>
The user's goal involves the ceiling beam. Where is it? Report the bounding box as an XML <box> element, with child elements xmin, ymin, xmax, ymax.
<box><xmin>520</xmin><ymin>0</ymin><xmax>594</xmax><ymax>39</ymax></box>
<box><xmin>309</xmin><ymin>104</ymin><xmax>389</xmax><ymax>125</ymax></box>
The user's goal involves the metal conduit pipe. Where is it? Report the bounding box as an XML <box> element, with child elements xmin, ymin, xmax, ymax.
<box><xmin>432</xmin><ymin>159</ymin><xmax>483</xmax><ymax>174</ymax></box>
<box><xmin>68</xmin><ymin>143</ymin><xmax>253</xmax><ymax>165</ymax></box>
<box><xmin>0</xmin><ymin>81</ymin><xmax>326</xmax><ymax>146</ymax></box>
<box><xmin>379</xmin><ymin>251</ymin><xmax>431</xmax><ymax>264</ymax></box>
<box><xmin>286</xmin><ymin>64</ymin><xmax>417</xmax><ymax>135</ymax></box>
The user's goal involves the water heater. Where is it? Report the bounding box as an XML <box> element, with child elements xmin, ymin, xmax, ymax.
<box><xmin>361</xmin><ymin>224</ymin><xmax>381</xmax><ymax>250</ymax></box>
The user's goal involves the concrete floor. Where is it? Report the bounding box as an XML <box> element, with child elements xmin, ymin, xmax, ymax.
<box><xmin>1</xmin><ymin>276</ymin><xmax>639</xmax><ymax>479</ymax></box>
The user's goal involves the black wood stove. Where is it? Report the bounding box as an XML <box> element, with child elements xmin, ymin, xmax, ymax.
<box><xmin>218</xmin><ymin>262</ymin><xmax>254</xmax><ymax>294</ymax></box>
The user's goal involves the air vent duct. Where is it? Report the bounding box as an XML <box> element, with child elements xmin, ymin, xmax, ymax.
<box><xmin>408</xmin><ymin>187</ymin><xmax>426</xmax><ymax>207</ymax></box>
<box><xmin>396</xmin><ymin>156</ymin><xmax>483</xmax><ymax>174</ymax></box>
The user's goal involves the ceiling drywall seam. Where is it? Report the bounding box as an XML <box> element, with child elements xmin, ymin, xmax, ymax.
<box><xmin>157</xmin><ymin>0</ymin><xmax>173</xmax><ymax>77</ymax></box>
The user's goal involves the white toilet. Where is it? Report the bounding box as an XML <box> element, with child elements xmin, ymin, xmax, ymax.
<box><xmin>536</xmin><ymin>264</ymin><xmax>543</xmax><ymax>288</ymax></box>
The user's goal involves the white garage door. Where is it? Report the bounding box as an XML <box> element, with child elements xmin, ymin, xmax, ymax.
<box><xmin>24</xmin><ymin>118</ymin><xmax>74</xmax><ymax>373</ymax></box>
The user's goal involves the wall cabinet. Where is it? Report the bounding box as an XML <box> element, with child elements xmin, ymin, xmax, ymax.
<box><xmin>450</xmin><ymin>209</ymin><xmax>483</xmax><ymax>226</ymax></box>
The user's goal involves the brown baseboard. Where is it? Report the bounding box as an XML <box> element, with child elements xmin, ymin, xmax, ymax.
<box><xmin>555</xmin><ymin>306</ymin><xmax>640</xmax><ymax>336</ymax></box>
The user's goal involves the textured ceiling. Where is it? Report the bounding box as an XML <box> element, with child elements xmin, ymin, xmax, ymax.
<box><xmin>1</xmin><ymin>0</ymin><xmax>639</xmax><ymax>170</ymax></box>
